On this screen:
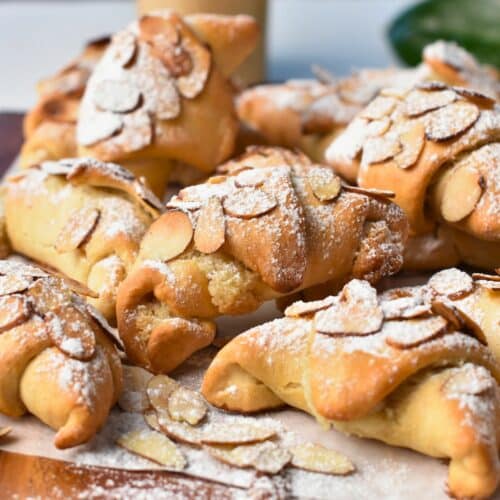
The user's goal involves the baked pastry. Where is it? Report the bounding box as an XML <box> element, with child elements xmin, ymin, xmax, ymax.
<box><xmin>20</xmin><ymin>36</ymin><xmax>110</xmax><ymax>168</ymax></box>
<box><xmin>237</xmin><ymin>41</ymin><xmax>499</xmax><ymax>172</ymax></box>
<box><xmin>77</xmin><ymin>10</ymin><xmax>259</xmax><ymax>196</ymax></box>
<box><xmin>0</xmin><ymin>260</ymin><xmax>122</xmax><ymax>449</ymax></box>
<box><xmin>326</xmin><ymin>81</ymin><xmax>500</xmax><ymax>270</ymax></box>
<box><xmin>3</xmin><ymin>158</ymin><xmax>162</xmax><ymax>321</ymax></box>
<box><xmin>116</xmin><ymin>147</ymin><xmax>408</xmax><ymax>373</ymax></box>
<box><xmin>202</xmin><ymin>269</ymin><xmax>500</xmax><ymax>499</ymax></box>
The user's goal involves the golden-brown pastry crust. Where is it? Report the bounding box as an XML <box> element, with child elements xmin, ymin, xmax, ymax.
<box><xmin>326</xmin><ymin>82</ymin><xmax>500</xmax><ymax>270</ymax></box>
<box><xmin>116</xmin><ymin>147</ymin><xmax>408</xmax><ymax>373</ymax></box>
<box><xmin>0</xmin><ymin>260</ymin><xmax>122</xmax><ymax>449</ymax></box>
<box><xmin>4</xmin><ymin>158</ymin><xmax>162</xmax><ymax>322</ymax></box>
<box><xmin>77</xmin><ymin>10</ymin><xmax>258</xmax><ymax>196</ymax></box>
<box><xmin>202</xmin><ymin>270</ymin><xmax>500</xmax><ymax>499</ymax></box>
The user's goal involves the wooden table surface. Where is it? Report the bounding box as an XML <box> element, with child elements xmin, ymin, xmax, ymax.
<box><xmin>0</xmin><ymin>112</ymin><xmax>241</xmax><ymax>499</ymax></box>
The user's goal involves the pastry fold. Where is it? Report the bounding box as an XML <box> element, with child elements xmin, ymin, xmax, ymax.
<box><xmin>0</xmin><ymin>260</ymin><xmax>122</xmax><ymax>449</ymax></box>
<box><xmin>203</xmin><ymin>269</ymin><xmax>500</xmax><ymax>499</ymax></box>
<box><xmin>4</xmin><ymin>158</ymin><xmax>162</xmax><ymax>321</ymax></box>
<box><xmin>116</xmin><ymin>147</ymin><xmax>408</xmax><ymax>373</ymax></box>
<box><xmin>77</xmin><ymin>10</ymin><xmax>259</xmax><ymax>196</ymax></box>
<box><xmin>326</xmin><ymin>81</ymin><xmax>500</xmax><ymax>270</ymax></box>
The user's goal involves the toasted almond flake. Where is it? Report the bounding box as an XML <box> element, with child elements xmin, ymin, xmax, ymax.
<box><xmin>0</xmin><ymin>261</ymin><xmax>47</xmax><ymax>278</ymax></box>
<box><xmin>315</xmin><ymin>281</ymin><xmax>383</xmax><ymax>336</ymax></box>
<box><xmin>144</xmin><ymin>410</ymin><xmax>162</xmax><ymax>432</ymax></box>
<box><xmin>343</xmin><ymin>185</ymin><xmax>396</xmax><ymax>199</ymax></box>
<box><xmin>0</xmin><ymin>275</ymin><xmax>32</xmax><ymax>296</ymax></box>
<box><xmin>234</xmin><ymin>169</ymin><xmax>268</xmax><ymax>188</ymax></box>
<box><xmin>380</xmin><ymin>87</ymin><xmax>408</xmax><ymax>99</ymax></box>
<box><xmin>157</xmin><ymin>411</ymin><xmax>203</xmax><ymax>445</ymax></box>
<box><xmin>117</xmin><ymin>429</ymin><xmax>186</xmax><ymax>469</ymax></box>
<box><xmin>55</xmin><ymin>207</ymin><xmax>100</xmax><ymax>253</ymax></box>
<box><xmin>77</xmin><ymin>111</ymin><xmax>123</xmax><ymax>146</ymax></box>
<box><xmin>0</xmin><ymin>427</ymin><xmax>12</xmax><ymax>440</ymax></box>
<box><xmin>381</xmin><ymin>292</ymin><xmax>431</xmax><ymax>320</ymax></box>
<box><xmin>168</xmin><ymin>386</ymin><xmax>207</xmax><ymax>425</ymax></box>
<box><xmin>404</xmin><ymin>89</ymin><xmax>456</xmax><ymax>117</ymax></box>
<box><xmin>206</xmin><ymin>441</ymin><xmax>290</xmax><ymax>474</ymax></box>
<box><xmin>362</xmin><ymin>136</ymin><xmax>402</xmax><ymax>165</ymax></box>
<box><xmin>366</xmin><ymin>117</ymin><xmax>392</xmax><ymax>137</ymax></box>
<box><xmin>430</xmin><ymin>299</ymin><xmax>463</xmax><ymax>330</ymax></box>
<box><xmin>147</xmin><ymin>375</ymin><xmax>179</xmax><ymax>413</ymax></box>
<box><xmin>47</xmin><ymin>305</ymin><xmax>96</xmax><ymax>361</ymax></box>
<box><xmin>156</xmin><ymin>71</ymin><xmax>181</xmax><ymax>120</ymax></box>
<box><xmin>0</xmin><ymin>295</ymin><xmax>31</xmax><ymax>333</ymax></box>
<box><xmin>443</xmin><ymin>365</ymin><xmax>495</xmax><ymax>396</ymax></box>
<box><xmin>289</xmin><ymin>443</ymin><xmax>355</xmax><ymax>475</ymax></box>
<box><xmin>472</xmin><ymin>272</ymin><xmax>500</xmax><ymax>282</ymax></box>
<box><xmin>360</xmin><ymin>96</ymin><xmax>397</xmax><ymax>120</ymax></box>
<box><xmin>140</xmin><ymin>211</ymin><xmax>193</xmax><ymax>262</ymax></box>
<box><xmin>118</xmin><ymin>365</ymin><xmax>154</xmax><ymax>413</ymax></box>
<box><xmin>113</xmin><ymin>31</ymin><xmax>137</xmax><ymax>68</ymax></box>
<box><xmin>207</xmin><ymin>175</ymin><xmax>228</xmax><ymax>185</ymax></box>
<box><xmin>93</xmin><ymin>80</ymin><xmax>141</xmax><ymax>113</ymax></box>
<box><xmin>475</xmin><ymin>280</ymin><xmax>500</xmax><ymax>291</ymax></box>
<box><xmin>138</xmin><ymin>15</ymin><xmax>179</xmax><ymax>47</ymax></box>
<box><xmin>223</xmin><ymin>188</ymin><xmax>277</xmax><ymax>219</ymax></box>
<box><xmin>425</xmin><ymin>101</ymin><xmax>480</xmax><ymax>142</ymax></box>
<box><xmin>40</xmin><ymin>161</ymin><xmax>72</xmax><ymax>176</ymax></box>
<box><xmin>27</xmin><ymin>279</ymin><xmax>69</xmax><ymax>315</ymax></box>
<box><xmin>453</xmin><ymin>87</ymin><xmax>495</xmax><ymax>108</ymax></box>
<box><xmin>166</xmin><ymin>198</ymin><xmax>201</xmax><ymax>211</ymax></box>
<box><xmin>285</xmin><ymin>296</ymin><xmax>336</xmax><ymax>318</ymax></box>
<box><xmin>441</xmin><ymin>164</ymin><xmax>484</xmax><ymax>222</ymax></box>
<box><xmin>384</xmin><ymin>316</ymin><xmax>448</xmax><ymax>349</ymax></box>
<box><xmin>394</xmin><ymin>122</ymin><xmax>425</xmax><ymax>169</ymax></box>
<box><xmin>307</xmin><ymin>167</ymin><xmax>342</xmax><ymax>202</ymax></box>
<box><xmin>428</xmin><ymin>269</ymin><xmax>474</xmax><ymax>299</ymax></box>
<box><xmin>117</xmin><ymin>109</ymin><xmax>153</xmax><ymax>153</ymax></box>
<box><xmin>416</xmin><ymin>82</ymin><xmax>448</xmax><ymax>92</ymax></box>
<box><xmin>194</xmin><ymin>197</ymin><xmax>225</xmax><ymax>254</ymax></box>
<box><xmin>201</xmin><ymin>422</ymin><xmax>276</xmax><ymax>445</ymax></box>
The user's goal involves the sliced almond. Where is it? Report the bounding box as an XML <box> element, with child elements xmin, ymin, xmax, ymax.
<box><xmin>430</xmin><ymin>299</ymin><xmax>463</xmax><ymax>330</ymax></box>
<box><xmin>144</xmin><ymin>410</ymin><xmax>162</xmax><ymax>432</ymax></box>
<box><xmin>425</xmin><ymin>101</ymin><xmax>480</xmax><ymax>142</ymax></box>
<box><xmin>113</xmin><ymin>31</ymin><xmax>137</xmax><ymax>68</ymax></box>
<box><xmin>453</xmin><ymin>87</ymin><xmax>495</xmax><ymax>108</ymax></box>
<box><xmin>440</xmin><ymin>164</ymin><xmax>484</xmax><ymax>222</ymax></box>
<box><xmin>394</xmin><ymin>122</ymin><xmax>425</xmax><ymax>169</ymax></box>
<box><xmin>55</xmin><ymin>207</ymin><xmax>100</xmax><ymax>253</ymax></box>
<box><xmin>0</xmin><ymin>261</ymin><xmax>47</xmax><ymax>278</ymax></box>
<box><xmin>428</xmin><ymin>269</ymin><xmax>474</xmax><ymax>299</ymax></box>
<box><xmin>360</xmin><ymin>96</ymin><xmax>397</xmax><ymax>120</ymax></box>
<box><xmin>0</xmin><ymin>427</ymin><xmax>12</xmax><ymax>440</ymax></box>
<box><xmin>206</xmin><ymin>441</ymin><xmax>291</xmax><ymax>475</ymax></box>
<box><xmin>138</xmin><ymin>15</ymin><xmax>180</xmax><ymax>47</ymax></box>
<box><xmin>362</xmin><ymin>135</ymin><xmax>402</xmax><ymax>165</ymax></box>
<box><xmin>307</xmin><ymin>167</ymin><xmax>342</xmax><ymax>202</ymax></box>
<box><xmin>77</xmin><ymin>111</ymin><xmax>123</xmax><ymax>147</ymax></box>
<box><xmin>223</xmin><ymin>188</ymin><xmax>277</xmax><ymax>219</ymax></box>
<box><xmin>117</xmin><ymin>429</ymin><xmax>186</xmax><ymax>469</ymax></box>
<box><xmin>472</xmin><ymin>272</ymin><xmax>500</xmax><ymax>282</ymax></box>
<box><xmin>315</xmin><ymin>281</ymin><xmax>383</xmax><ymax>336</ymax></box>
<box><xmin>118</xmin><ymin>109</ymin><xmax>153</xmax><ymax>154</ymax></box>
<box><xmin>155</xmin><ymin>68</ymin><xmax>181</xmax><ymax>120</ymax></box>
<box><xmin>40</xmin><ymin>161</ymin><xmax>72</xmax><ymax>177</ymax></box>
<box><xmin>285</xmin><ymin>296</ymin><xmax>336</xmax><ymax>318</ymax></box>
<box><xmin>343</xmin><ymin>185</ymin><xmax>396</xmax><ymax>199</ymax></box>
<box><xmin>0</xmin><ymin>275</ymin><xmax>32</xmax><ymax>296</ymax></box>
<box><xmin>157</xmin><ymin>410</ymin><xmax>203</xmax><ymax>445</ymax></box>
<box><xmin>47</xmin><ymin>305</ymin><xmax>96</xmax><ymax>361</ymax></box>
<box><xmin>290</xmin><ymin>443</ymin><xmax>355</xmax><ymax>475</ymax></box>
<box><xmin>201</xmin><ymin>421</ymin><xmax>277</xmax><ymax>446</ymax></box>
<box><xmin>384</xmin><ymin>316</ymin><xmax>448</xmax><ymax>349</ymax></box>
<box><xmin>147</xmin><ymin>374</ymin><xmax>179</xmax><ymax>414</ymax></box>
<box><xmin>27</xmin><ymin>278</ymin><xmax>71</xmax><ymax>315</ymax></box>
<box><xmin>194</xmin><ymin>197</ymin><xmax>225</xmax><ymax>254</ymax></box>
<box><xmin>366</xmin><ymin>117</ymin><xmax>392</xmax><ymax>137</ymax></box>
<box><xmin>234</xmin><ymin>169</ymin><xmax>268</xmax><ymax>188</ymax></box>
<box><xmin>443</xmin><ymin>365</ymin><xmax>495</xmax><ymax>396</ymax></box>
<box><xmin>168</xmin><ymin>386</ymin><xmax>207</xmax><ymax>425</ymax></box>
<box><xmin>475</xmin><ymin>280</ymin><xmax>500</xmax><ymax>291</ymax></box>
<box><xmin>118</xmin><ymin>365</ymin><xmax>154</xmax><ymax>413</ymax></box>
<box><xmin>0</xmin><ymin>295</ymin><xmax>31</xmax><ymax>333</ymax></box>
<box><xmin>416</xmin><ymin>82</ymin><xmax>448</xmax><ymax>92</ymax></box>
<box><xmin>166</xmin><ymin>198</ymin><xmax>202</xmax><ymax>211</ymax></box>
<box><xmin>139</xmin><ymin>211</ymin><xmax>193</xmax><ymax>262</ymax></box>
<box><xmin>93</xmin><ymin>80</ymin><xmax>141</xmax><ymax>114</ymax></box>
<box><xmin>381</xmin><ymin>293</ymin><xmax>431</xmax><ymax>320</ymax></box>
<box><xmin>404</xmin><ymin>89</ymin><xmax>456</xmax><ymax>117</ymax></box>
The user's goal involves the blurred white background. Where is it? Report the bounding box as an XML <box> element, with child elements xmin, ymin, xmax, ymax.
<box><xmin>0</xmin><ymin>0</ymin><xmax>417</xmax><ymax>110</ymax></box>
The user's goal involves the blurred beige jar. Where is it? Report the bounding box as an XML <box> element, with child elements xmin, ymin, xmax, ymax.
<box><xmin>137</xmin><ymin>0</ymin><xmax>267</xmax><ymax>85</ymax></box>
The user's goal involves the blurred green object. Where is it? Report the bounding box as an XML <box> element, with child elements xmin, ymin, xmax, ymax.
<box><xmin>388</xmin><ymin>0</ymin><xmax>500</xmax><ymax>68</ymax></box>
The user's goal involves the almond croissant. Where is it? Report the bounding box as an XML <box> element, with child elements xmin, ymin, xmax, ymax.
<box><xmin>326</xmin><ymin>82</ymin><xmax>500</xmax><ymax>270</ymax></box>
<box><xmin>4</xmin><ymin>158</ymin><xmax>162</xmax><ymax>322</ymax></box>
<box><xmin>203</xmin><ymin>269</ymin><xmax>500</xmax><ymax>499</ymax></box>
<box><xmin>77</xmin><ymin>10</ymin><xmax>259</xmax><ymax>196</ymax></box>
<box><xmin>0</xmin><ymin>260</ymin><xmax>122</xmax><ymax>449</ymax></box>
<box><xmin>116</xmin><ymin>147</ymin><xmax>408</xmax><ymax>373</ymax></box>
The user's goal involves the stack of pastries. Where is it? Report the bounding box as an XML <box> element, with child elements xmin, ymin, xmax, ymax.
<box><xmin>0</xmin><ymin>8</ymin><xmax>499</xmax><ymax>499</ymax></box>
